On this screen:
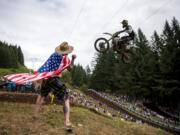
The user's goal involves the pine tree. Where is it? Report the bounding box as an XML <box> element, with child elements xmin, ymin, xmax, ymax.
<box><xmin>171</xmin><ymin>17</ymin><xmax>180</xmax><ymax>80</ymax></box>
<box><xmin>71</xmin><ymin>64</ymin><xmax>87</xmax><ymax>87</ymax></box>
<box><xmin>18</xmin><ymin>46</ymin><xmax>24</xmax><ymax>65</ymax></box>
<box><xmin>155</xmin><ymin>19</ymin><xmax>180</xmax><ymax>108</ymax></box>
<box><xmin>85</xmin><ymin>65</ymin><xmax>91</xmax><ymax>86</ymax></box>
<box><xmin>90</xmin><ymin>49</ymin><xmax>116</xmax><ymax>91</ymax></box>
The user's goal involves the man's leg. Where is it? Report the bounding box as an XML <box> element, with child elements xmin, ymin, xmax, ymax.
<box><xmin>34</xmin><ymin>95</ymin><xmax>45</xmax><ymax>116</ymax></box>
<box><xmin>34</xmin><ymin>79</ymin><xmax>51</xmax><ymax>116</ymax></box>
<box><xmin>50</xmin><ymin>77</ymin><xmax>72</xmax><ymax>127</ymax></box>
<box><xmin>63</xmin><ymin>98</ymin><xmax>71</xmax><ymax>126</ymax></box>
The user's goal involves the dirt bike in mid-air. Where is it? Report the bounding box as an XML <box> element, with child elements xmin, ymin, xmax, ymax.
<box><xmin>94</xmin><ymin>32</ymin><xmax>137</xmax><ymax>63</ymax></box>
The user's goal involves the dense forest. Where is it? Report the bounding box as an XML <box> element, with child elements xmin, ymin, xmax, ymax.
<box><xmin>0</xmin><ymin>41</ymin><xmax>24</xmax><ymax>68</ymax></box>
<box><xmin>69</xmin><ymin>17</ymin><xmax>180</xmax><ymax>111</ymax></box>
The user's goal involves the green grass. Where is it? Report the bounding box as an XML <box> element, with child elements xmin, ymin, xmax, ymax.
<box><xmin>0</xmin><ymin>66</ymin><xmax>30</xmax><ymax>76</ymax></box>
<box><xmin>0</xmin><ymin>102</ymin><xmax>171</xmax><ymax>135</ymax></box>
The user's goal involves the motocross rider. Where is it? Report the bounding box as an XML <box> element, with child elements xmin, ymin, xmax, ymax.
<box><xmin>114</xmin><ymin>19</ymin><xmax>135</xmax><ymax>47</ymax></box>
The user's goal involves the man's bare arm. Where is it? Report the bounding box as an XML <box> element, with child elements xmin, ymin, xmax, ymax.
<box><xmin>67</xmin><ymin>54</ymin><xmax>76</xmax><ymax>71</ymax></box>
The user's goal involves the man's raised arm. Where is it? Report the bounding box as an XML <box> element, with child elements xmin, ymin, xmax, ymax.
<box><xmin>67</xmin><ymin>54</ymin><xmax>77</xmax><ymax>71</ymax></box>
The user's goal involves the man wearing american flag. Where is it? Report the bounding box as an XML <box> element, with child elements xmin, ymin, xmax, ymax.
<box><xmin>34</xmin><ymin>41</ymin><xmax>76</xmax><ymax>129</ymax></box>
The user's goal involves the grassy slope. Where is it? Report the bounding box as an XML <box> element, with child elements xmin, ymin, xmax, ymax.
<box><xmin>0</xmin><ymin>66</ymin><xmax>30</xmax><ymax>76</ymax></box>
<box><xmin>0</xmin><ymin>102</ymin><xmax>171</xmax><ymax>135</ymax></box>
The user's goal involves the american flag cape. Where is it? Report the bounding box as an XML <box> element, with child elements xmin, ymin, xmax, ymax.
<box><xmin>4</xmin><ymin>56</ymin><xmax>71</xmax><ymax>85</ymax></box>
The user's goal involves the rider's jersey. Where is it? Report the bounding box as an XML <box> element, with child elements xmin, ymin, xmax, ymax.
<box><xmin>124</xmin><ymin>25</ymin><xmax>135</xmax><ymax>39</ymax></box>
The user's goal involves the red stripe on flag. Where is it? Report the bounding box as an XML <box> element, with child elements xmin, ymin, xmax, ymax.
<box><xmin>4</xmin><ymin>56</ymin><xmax>71</xmax><ymax>84</ymax></box>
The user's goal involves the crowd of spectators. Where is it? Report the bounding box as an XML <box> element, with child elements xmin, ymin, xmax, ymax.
<box><xmin>88</xmin><ymin>89</ymin><xmax>180</xmax><ymax>131</ymax></box>
<box><xmin>68</xmin><ymin>89</ymin><xmax>143</xmax><ymax>124</ymax></box>
<box><xmin>158</xmin><ymin>106</ymin><xmax>179</xmax><ymax>120</ymax></box>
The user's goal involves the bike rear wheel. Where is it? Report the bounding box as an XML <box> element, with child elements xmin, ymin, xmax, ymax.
<box><xmin>94</xmin><ymin>38</ymin><xmax>109</xmax><ymax>53</ymax></box>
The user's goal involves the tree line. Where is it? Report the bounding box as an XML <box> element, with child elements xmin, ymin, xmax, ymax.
<box><xmin>67</xmin><ymin>17</ymin><xmax>180</xmax><ymax>111</ymax></box>
<box><xmin>62</xmin><ymin>64</ymin><xmax>91</xmax><ymax>89</ymax></box>
<box><xmin>0</xmin><ymin>41</ymin><xmax>24</xmax><ymax>68</ymax></box>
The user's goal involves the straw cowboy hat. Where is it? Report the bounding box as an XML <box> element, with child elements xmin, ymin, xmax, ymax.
<box><xmin>55</xmin><ymin>42</ymin><xmax>73</xmax><ymax>55</ymax></box>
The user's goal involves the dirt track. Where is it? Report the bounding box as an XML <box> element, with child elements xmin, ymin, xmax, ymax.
<box><xmin>0</xmin><ymin>90</ymin><xmax>178</xmax><ymax>134</ymax></box>
<box><xmin>0</xmin><ymin>91</ymin><xmax>38</xmax><ymax>104</ymax></box>
<box><xmin>0</xmin><ymin>91</ymin><xmax>72</xmax><ymax>105</ymax></box>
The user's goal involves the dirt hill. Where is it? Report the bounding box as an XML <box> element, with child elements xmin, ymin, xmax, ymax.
<box><xmin>0</xmin><ymin>101</ymin><xmax>171</xmax><ymax>135</ymax></box>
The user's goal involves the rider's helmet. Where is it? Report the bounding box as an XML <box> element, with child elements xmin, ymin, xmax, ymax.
<box><xmin>121</xmin><ymin>20</ymin><xmax>128</xmax><ymax>28</ymax></box>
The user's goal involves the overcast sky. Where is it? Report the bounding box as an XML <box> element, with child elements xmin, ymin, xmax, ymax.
<box><xmin>0</xmin><ymin>0</ymin><xmax>179</xmax><ymax>70</ymax></box>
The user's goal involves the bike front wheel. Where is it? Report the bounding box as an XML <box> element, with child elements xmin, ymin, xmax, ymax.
<box><xmin>94</xmin><ymin>38</ymin><xmax>110</xmax><ymax>53</ymax></box>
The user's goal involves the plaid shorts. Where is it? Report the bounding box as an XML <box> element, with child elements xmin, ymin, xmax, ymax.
<box><xmin>40</xmin><ymin>76</ymin><xmax>69</xmax><ymax>101</ymax></box>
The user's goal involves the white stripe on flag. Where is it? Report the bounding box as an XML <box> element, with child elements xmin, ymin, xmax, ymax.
<box><xmin>4</xmin><ymin>56</ymin><xmax>71</xmax><ymax>84</ymax></box>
